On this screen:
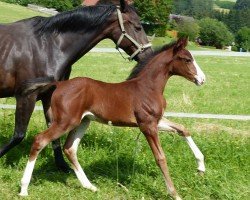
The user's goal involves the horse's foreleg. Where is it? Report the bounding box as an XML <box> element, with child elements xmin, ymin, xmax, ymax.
<box><xmin>20</xmin><ymin>123</ymin><xmax>68</xmax><ymax>196</ymax></box>
<box><xmin>41</xmin><ymin>98</ymin><xmax>70</xmax><ymax>173</ymax></box>
<box><xmin>63</xmin><ymin>118</ymin><xmax>97</xmax><ymax>192</ymax></box>
<box><xmin>0</xmin><ymin>95</ymin><xmax>36</xmax><ymax>157</ymax></box>
<box><xmin>141</xmin><ymin>123</ymin><xmax>181</xmax><ymax>200</ymax></box>
<box><xmin>158</xmin><ymin>118</ymin><xmax>205</xmax><ymax>173</ymax></box>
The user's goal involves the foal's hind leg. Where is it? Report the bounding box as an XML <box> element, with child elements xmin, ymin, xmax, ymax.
<box><xmin>158</xmin><ymin>118</ymin><xmax>205</xmax><ymax>173</ymax></box>
<box><xmin>41</xmin><ymin>97</ymin><xmax>70</xmax><ymax>173</ymax></box>
<box><xmin>0</xmin><ymin>95</ymin><xmax>36</xmax><ymax>157</ymax></box>
<box><xmin>19</xmin><ymin>124</ymin><xmax>68</xmax><ymax>196</ymax></box>
<box><xmin>63</xmin><ymin>118</ymin><xmax>97</xmax><ymax>192</ymax></box>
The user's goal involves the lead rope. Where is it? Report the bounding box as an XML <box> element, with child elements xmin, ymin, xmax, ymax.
<box><xmin>116</xmin><ymin>47</ymin><xmax>129</xmax><ymax>61</ymax></box>
<box><xmin>108</xmin><ymin>121</ymin><xmax>124</xmax><ymax>196</ymax></box>
<box><xmin>108</xmin><ymin>121</ymin><xmax>141</xmax><ymax>195</ymax></box>
<box><xmin>132</xmin><ymin>132</ymin><xmax>141</xmax><ymax>178</ymax></box>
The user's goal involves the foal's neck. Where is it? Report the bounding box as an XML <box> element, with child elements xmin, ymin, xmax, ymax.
<box><xmin>137</xmin><ymin>52</ymin><xmax>172</xmax><ymax>94</ymax></box>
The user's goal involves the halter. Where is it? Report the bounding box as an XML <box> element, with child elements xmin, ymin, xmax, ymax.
<box><xmin>116</xmin><ymin>6</ymin><xmax>152</xmax><ymax>61</ymax></box>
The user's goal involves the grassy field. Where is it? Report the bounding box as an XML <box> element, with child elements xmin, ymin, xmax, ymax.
<box><xmin>0</xmin><ymin>2</ymin><xmax>250</xmax><ymax>200</ymax></box>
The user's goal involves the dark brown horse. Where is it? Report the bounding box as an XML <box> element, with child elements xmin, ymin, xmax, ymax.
<box><xmin>0</xmin><ymin>0</ymin><xmax>152</xmax><ymax>171</ymax></box>
<box><xmin>19</xmin><ymin>37</ymin><xmax>205</xmax><ymax>199</ymax></box>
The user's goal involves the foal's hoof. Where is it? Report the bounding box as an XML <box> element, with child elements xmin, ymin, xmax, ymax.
<box><xmin>19</xmin><ymin>191</ymin><xmax>28</xmax><ymax>197</ymax></box>
<box><xmin>86</xmin><ymin>185</ymin><xmax>98</xmax><ymax>192</ymax></box>
<box><xmin>197</xmin><ymin>170</ymin><xmax>205</xmax><ymax>176</ymax></box>
<box><xmin>175</xmin><ymin>195</ymin><xmax>182</xmax><ymax>200</ymax></box>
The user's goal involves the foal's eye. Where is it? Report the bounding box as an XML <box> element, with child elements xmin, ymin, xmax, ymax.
<box><xmin>185</xmin><ymin>59</ymin><xmax>192</xmax><ymax>63</ymax></box>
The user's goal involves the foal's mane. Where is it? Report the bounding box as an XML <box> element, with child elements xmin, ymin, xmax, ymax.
<box><xmin>127</xmin><ymin>40</ymin><xmax>177</xmax><ymax>80</ymax></box>
<box><xmin>32</xmin><ymin>5</ymin><xmax>117</xmax><ymax>34</ymax></box>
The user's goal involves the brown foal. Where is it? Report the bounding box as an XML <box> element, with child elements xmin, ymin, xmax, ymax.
<box><xmin>19</xmin><ymin>37</ymin><xmax>206</xmax><ymax>199</ymax></box>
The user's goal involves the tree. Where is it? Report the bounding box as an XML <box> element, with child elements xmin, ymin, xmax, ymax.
<box><xmin>234</xmin><ymin>0</ymin><xmax>250</xmax><ymax>10</ymax></box>
<box><xmin>235</xmin><ymin>27</ymin><xmax>250</xmax><ymax>51</ymax></box>
<box><xmin>173</xmin><ymin>0</ymin><xmax>213</xmax><ymax>19</ymax></box>
<box><xmin>173</xmin><ymin>19</ymin><xmax>200</xmax><ymax>41</ymax></box>
<box><xmin>198</xmin><ymin>18</ymin><xmax>234</xmax><ymax>49</ymax></box>
<box><xmin>134</xmin><ymin>0</ymin><xmax>173</xmax><ymax>36</ymax></box>
<box><xmin>223</xmin><ymin>0</ymin><xmax>250</xmax><ymax>33</ymax></box>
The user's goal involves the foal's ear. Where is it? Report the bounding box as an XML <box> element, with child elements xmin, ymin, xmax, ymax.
<box><xmin>173</xmin><ymin>37</ymin><xmax>189</xmax><ymax>55</ymax></box>
<box><xmin>120</xmin><ymin>0</ymin><xmax>128</xmax><ymax>12</ymax></box>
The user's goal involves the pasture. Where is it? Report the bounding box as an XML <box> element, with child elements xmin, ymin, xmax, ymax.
<box><xmin>0</xmin><ymin>2</ymin><xmax>249</xmax><ymax>200</ymax></box>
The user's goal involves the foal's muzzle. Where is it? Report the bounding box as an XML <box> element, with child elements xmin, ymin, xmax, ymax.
<box><xmin>194</xmin><ymin>75</ymin><xmax>205</xmax><ymax>86</ymax></box>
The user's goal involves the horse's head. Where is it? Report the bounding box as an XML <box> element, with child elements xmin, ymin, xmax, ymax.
<box><xmin>102</xmin><ymin>0</ymin><xmax>153</xmax><ymax>61</ymax></box>
<box><xmin>170</xmin><ymin>37</ymin><xmax>206</xmax><ymax>86</ymax></box>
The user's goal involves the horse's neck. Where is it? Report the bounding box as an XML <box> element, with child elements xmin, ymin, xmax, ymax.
<box><xmin>65</xmin><ymin>31</ymin><xmax>106</xmax><ymax>53</ymax></box>
<box><xmin>56</xmin><ymin>30</ymin><xmax>107</xmax><ymax>64</ymax></box>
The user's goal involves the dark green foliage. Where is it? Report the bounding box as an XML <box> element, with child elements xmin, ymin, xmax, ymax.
<box><xmin>133</xmin><ymin>0</ymin><xmax>173</xmax><ymax>36</ymax></box>
<box><xmin>219</xmin><ymin>0</ymin><xmax>250</xmax><ymax>33</ymax></box>
<box><xmin>235</xmin><ymin>26</ymin><xmax>250</xmax><ymax>51</ymax></box>
<box><xmin>234</xmin><ymin>0</ymin><xmax>250</xmax><ymax>10</ymax></box>
<box><xmin>0</xmin><ymin>0</ymin><xmax>82</xmax><ymax>11</ymax></box>
<box><xmin>226</xmin><ymin>8</ymin><xmax>250</xmax><ymax>33</ymax></box>
<box><xmin>198</xmin><ymin>18</ymin><xmax>234</xmax><ymax>49</ymax></box>
<box><xmin>173</xmin><ymin>0</ymin><xmax>213</xmax><ymax>19</ymax></box>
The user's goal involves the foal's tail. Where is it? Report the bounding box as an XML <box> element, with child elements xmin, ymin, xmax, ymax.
<box><xmin>18</xmin><ymin>77</ymin><xmax>56</xmax><ymax>96</ymax></box>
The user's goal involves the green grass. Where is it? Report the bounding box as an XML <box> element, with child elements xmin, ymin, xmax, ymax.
<box><xmin>0</xmin><ymin>1</ymin><xmax>48</xmax><ymax>23</ymax></box>
<box><xmin>0</xmin><ymin>1</ymin><xmax>250</xmax><ymax>200</ymax></box>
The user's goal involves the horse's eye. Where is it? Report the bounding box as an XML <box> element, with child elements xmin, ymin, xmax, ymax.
<box><xmin>135</xmin><ymin>25</ymin><xmax>142</xmax><ymax>31</ymax></box>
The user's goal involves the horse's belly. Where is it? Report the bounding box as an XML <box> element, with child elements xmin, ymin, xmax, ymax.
<box><xmin>82</xmin><ymin>111</ymin><xmax>138</xmax><ymax>127</ymax></box>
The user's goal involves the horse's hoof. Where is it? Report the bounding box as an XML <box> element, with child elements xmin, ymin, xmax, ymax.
<box><xmin>56</xmin><ymin>163</ymin><xmax>72</xmax><ymax>174</ymax></box>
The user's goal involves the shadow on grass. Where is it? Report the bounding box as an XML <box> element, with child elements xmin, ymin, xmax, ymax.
<box><xmin>0</xmin><ymin>134</ymin><xmax>30</xmax><ymax>167</ymax></box>
<box><xmin>30</xmin><ymin>155</ymin><xmax>167</xmax><ymax>199</ymax></box>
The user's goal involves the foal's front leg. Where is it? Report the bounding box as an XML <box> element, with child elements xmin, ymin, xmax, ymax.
<box><xmin>42</xmin><ymin>98</ymin><xmax>71</xmax><ymax>173</ymax></box>
<box><xmin>158</xmin><ymin>118</ymin><xmax>205</xmax><ymax>173</ymax></box>
<box><xmin>140</xmin><ymin>122</ymin><xmax>182</xmax><ymax>200</ymax></box>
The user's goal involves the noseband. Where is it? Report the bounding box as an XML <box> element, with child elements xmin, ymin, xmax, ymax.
<box><xmin>116</xmin><ymin>6</ymin><xmax>152</xmax><ymax>60</ymax></box>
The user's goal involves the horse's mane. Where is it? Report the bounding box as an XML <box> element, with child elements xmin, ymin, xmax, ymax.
<box><xmin>31</xmin><ymin>5</ymin><xmax>117</xmax><ymax>34</ymax></box>
<box><xmin>127</xmin><ymin>40</ymin><xmax>177</xmax><ymax>80</ymax></box>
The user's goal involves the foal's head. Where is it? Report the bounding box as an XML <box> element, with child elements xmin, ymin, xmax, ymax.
<box><xmin>100</xmin><ymin>0</ymin><xmax>153</xmax><ymax>61</ymax></box>
<box><xmin>170</xmin><ymin>37</ymin><xmax>206</xmax><ymax>85</ymax></box>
